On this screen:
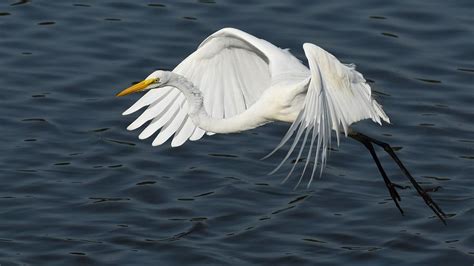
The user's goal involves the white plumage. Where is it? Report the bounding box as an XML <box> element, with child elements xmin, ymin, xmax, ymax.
<box><xmin>118</xmin><ymin>27</ymin><xmax>389</xmax><ymax>187</ymax></box>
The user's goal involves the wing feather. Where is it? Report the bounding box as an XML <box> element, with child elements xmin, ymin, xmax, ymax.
<box><xmin>123</xmin><ymin>86</ymin><xmax>173</xmax><ymax>116</ymax></box>
<box><xmin>189</xmin><ymin>127</ymin><xmax>206</xmax><ymax>141</ymax></box>
<box><xmin>127</xmin><ymin>89</ymin><xmax>178</xmax><ymax>131</ymax></box>
<box><xmin>122</xmin><ymin>28</ymin><xmax>275</xmax><ymax>146</ymax></box>
<box><xmin>269</xmin><ymin>43</ymin><xmax>389</xmax><ymax>187</ymax></box>
<box><xmin>171</xmin><ymin>117</ymin><xmax>196</xmax><ymax>147</ymax></box>
<box><xmin>138</xmin><ymin>93</ymin><xmax>183</xmax><ymax>139</ymax></box>
<box><xmin>152</xmin><ymin>100</ymin><xmax>188</xmax><ymax>146</ymax></box>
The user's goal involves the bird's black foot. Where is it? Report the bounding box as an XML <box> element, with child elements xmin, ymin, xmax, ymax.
<box><xmin>349</xmin><ymin>130</ymin><xmax>447</xmax><ymax>224</ymax></box>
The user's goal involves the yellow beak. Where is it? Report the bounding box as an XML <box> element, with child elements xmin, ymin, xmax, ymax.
<box><xmin>116</xmin><ymin>78</ymin><xmax>158</xmax><ymax>97</ymax></box>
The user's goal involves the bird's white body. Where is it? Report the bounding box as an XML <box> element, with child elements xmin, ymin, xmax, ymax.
<box><xmin>261</xmin><ymin>79</ymin><xmax>307</xmax><ymax>123</ymax></box>
<box><xmin>119</xmin><ymin>28</ymin><xmax>390</xmax><ymax>186</ymax></box>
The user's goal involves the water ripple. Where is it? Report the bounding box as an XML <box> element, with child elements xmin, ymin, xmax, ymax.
<box><xmin>0</xmin><ymin>0</ymin><xmax>472</xmax><ymax>265</ymax></box>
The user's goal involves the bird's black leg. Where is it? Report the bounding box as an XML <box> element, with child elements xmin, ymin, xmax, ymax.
<box><xmin>350</xmin><ymin>132</ymin><xmax>404</xmax><ymax>215</ymax></box>
<box><xmin>349</xmin><ymin>130</ymin><xmax>447</xmax><ymax>224</ymax></box>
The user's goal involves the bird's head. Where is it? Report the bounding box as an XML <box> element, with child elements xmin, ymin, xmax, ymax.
<box><xmin>116</xmin><ymin>70</ymin><xmax>171</xmax><ymax>97</ymax></box>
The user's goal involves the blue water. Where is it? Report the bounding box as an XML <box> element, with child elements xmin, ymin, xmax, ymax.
<box><xmin>1</xmin><ymin>0</ymin><xmax>473</xmax><ymax>265</ymax></box>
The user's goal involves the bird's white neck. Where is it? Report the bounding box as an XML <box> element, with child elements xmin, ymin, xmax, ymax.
<box><xmin>166</xmin><ymin>72</ymin><xmax>269</xmax><ymax>133</ymax></box>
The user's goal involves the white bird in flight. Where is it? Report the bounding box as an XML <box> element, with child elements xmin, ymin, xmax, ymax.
<box><xmin>117</xmin><ymin>28</ymin><xmax>446</xmax><ymax>223</ymax></box>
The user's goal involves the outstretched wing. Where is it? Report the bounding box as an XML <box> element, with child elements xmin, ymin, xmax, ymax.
<box><xmin>268</xmin><ymin>43</ymin><xmax>390</xmax><ymax>188</ymax></box>
<box><xmin>122</xmin><ymin>28</ymin><xmax>293</xmax><ymax>147</ymax></box>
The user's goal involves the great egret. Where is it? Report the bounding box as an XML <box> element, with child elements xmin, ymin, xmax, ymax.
<box><xmin>117</xmin><ymin>28</ymin><xmax>446</xmax><ymax>223</ymax></box>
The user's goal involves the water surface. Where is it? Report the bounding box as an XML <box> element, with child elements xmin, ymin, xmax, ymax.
<box><xmin>0</xmin><ymin>0</ymin><xmax>473</xmax><ymax>265</ymax></box>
